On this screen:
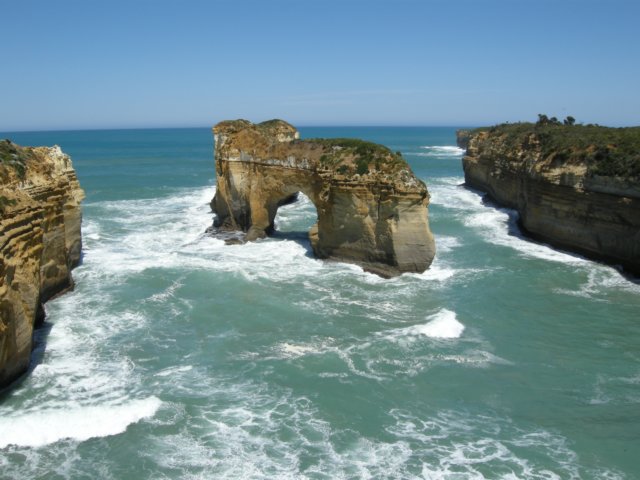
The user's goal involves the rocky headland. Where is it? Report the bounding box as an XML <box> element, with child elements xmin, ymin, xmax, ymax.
<box><xmin>460</xmin><ymin>121</ymin><xmax>640</xmax><ymax>275</ymax></box>
<box><xmin>455</xmin><ymin>129</ymin><xmax>471</xmax><ymax>150</ymax></box>
<box><xmin>211</xmin><ymin>119</ymin><xmax>436</xmax><ymax>277</ymax></box>
<box><xmin>0</xmin><ymin>140</ymin><xmax>84</xmax><ymax>388</ymax></box>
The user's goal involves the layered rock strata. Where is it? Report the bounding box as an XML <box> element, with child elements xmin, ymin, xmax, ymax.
<box><xmin>211</xmin><ymin>119</ymin><xmax>435</xmax><ymax>277</ymax></box>
<box><xmin>0</xmin><ymin>141</ymin><xmax>84</xmax><ymax>388</ymax></box>
<box><xmin>462</xmin><ymin>124</ymin><xmax>640</xmax><ymax>274</ymax></box>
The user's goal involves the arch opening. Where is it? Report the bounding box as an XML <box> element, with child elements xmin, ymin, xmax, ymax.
<box><xmin>272</xmin><ymin>192</ymin><xmax>318</xmax><ymax>245</ymax></box>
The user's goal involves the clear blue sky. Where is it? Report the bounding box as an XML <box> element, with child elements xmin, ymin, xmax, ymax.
<box><xmin>1</xmin><ymin>0</ymin><xmax>638</xmax><ymax>131</ymax></box>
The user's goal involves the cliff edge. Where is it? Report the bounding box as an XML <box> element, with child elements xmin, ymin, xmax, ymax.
<box><xmin>0</xmin><ymin>140</ymin><xmax>84</xmax><ymax>388</ymax></box>
<box><xmin>211</xmin><ymin>119</ymin><xmax>435</xmax><ymax>277</ymax></box>
<box><xmin>462</xmin><ymin>122</ymin><xmax>640</xmax><ymax>274</ymax></box>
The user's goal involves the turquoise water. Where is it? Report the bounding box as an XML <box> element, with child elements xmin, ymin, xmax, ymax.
<box><xmin>0</xmin><ymin>127</ymin><xmax>639</xmax><ymax>479</ymax></box>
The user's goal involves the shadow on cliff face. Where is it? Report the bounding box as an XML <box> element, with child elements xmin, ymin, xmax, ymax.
<box><xmin>206</xmin><ymin>192</ymin><xmax>318</xmax><ymax>257</ymax></box>
<box><xmin>0</xmin><ymin>321</ymin><xmax>52</xmax><ymax>399</ymax></box>
<box><xmin>2</xmin><ymin>249</ymin><xmax>89</xmax><ymax>395</ymax></box>
<box><xmin>479</xmin><ymin>194</ymin><xmax>524</xmax><ymax>238</ymax></box>
<box><xmin>474</xmin><ymin>188</ymin><xmax>639</xmax><ymax>284</ymax></box>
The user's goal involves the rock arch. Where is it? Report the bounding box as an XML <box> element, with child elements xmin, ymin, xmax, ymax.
<box><xmin>210</xmin><ymin>119</ymin><xmax>435</xmax><ymax>277</ymax></box>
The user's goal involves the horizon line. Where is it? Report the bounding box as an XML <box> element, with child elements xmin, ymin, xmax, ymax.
<box><xmin>0</xmin><ymin>124</ymin><xmax>483</xmax><ymax>135</ymax></box>
<box><xmin>2</xmin><ymin>120</ymin><xmax>638</xmax><ymax>135</ymax></box>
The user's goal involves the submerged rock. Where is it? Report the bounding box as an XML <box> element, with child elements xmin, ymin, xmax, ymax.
<box><xmin>210</xmin><ymin>119</ymin><xmax>436</xmax><ymax>277</ymax></box>
<box><xmin>462</xmin><ymin>122</ymin><xmax>640</xmax><ymax>275</ymax></box>
<box><xmin>0</xmin><ymin>141</ymin><xmax>84</xmax><ymax>388</ymax></box>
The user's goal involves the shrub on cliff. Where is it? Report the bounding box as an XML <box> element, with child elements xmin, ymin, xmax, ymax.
<box><xmin>356</xmin><ymin>158</ymin><xmax>369</xmax><ymax>175</ymax></box>
<box><xmin>475</xmin><ymin>121</ymin><xmax>640</xmax><ymax>179</ymax></box>
<box><xmin>306</xmin><ymin>138</ymin><xmax>405</xmax><ymax>175</ymax></box>
<box><xmin>536</xmin><ymin>114</ymin><xmax>562</xmax><ymax>126</ymax></box>
<box><xmin>0</xmin><ymin>194</ymin><xmax>17</xmax><ymax>212</ymax></box>
<box><xmin>0</xmin><ymin>140</ymin><xmax>29</xmax><ymax>179</ymax></box>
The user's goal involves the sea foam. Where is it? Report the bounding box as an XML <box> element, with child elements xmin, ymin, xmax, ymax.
<box><xmin>419</xmin><ymin>145</ymin><xmax>466</xmax><ymax>156</ymax></box>
<box><xmin>430</xmin><ymin>178</ymin><xmax>589</xmax><ymax>264</ymax></box>
<box><xmin>0</xmin><ymin>397</ymin><xmax>161</xmax><ymax>448</ymax></box>
<box><xmin>383</xmin><ymin>309</ymin><xmax>465</xmax><ymax>344</ymax></box>
<box><xmin>413</xmin><ymin>309</ymin><xmax>465</xmax><ymax>338</ymax></box>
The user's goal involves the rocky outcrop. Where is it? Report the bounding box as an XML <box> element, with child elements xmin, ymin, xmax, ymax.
<box><xmin>462</xmin><ymin>124</ymin><xmax>640</xmax><ymax>274</ymax></box>
<box><xmin>456</xmin><ymin>130</ymin><xmax>471</xmax><ymax>150</ymax></box>
<box><xmin>211</xmin><ymin>119</ymin><xmax>435</xmax><ymax>277</ymax></box>
<box><xmin>0</xmin><ymin>140</ymin><xmax>84</xmax><ymax>388</ymax></box>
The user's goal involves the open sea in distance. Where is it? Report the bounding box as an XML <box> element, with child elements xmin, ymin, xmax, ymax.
<box><xmin>0</xmin><ymin>127</ymin><xmax>638</xmax><ymax>479</ymax></box>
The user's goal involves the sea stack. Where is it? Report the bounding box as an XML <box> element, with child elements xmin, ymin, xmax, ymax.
<box><xmin>461</xmin><ymin>121</ymin><xmax>640</xmax><ymax>275</ymax></box>
<box><xmin>0</xmin><ymin>141</ymin><xmax>84</xmax><ymax>388</ymax></box>
<box><xmin>210</xmin><ymin>119</ymin><xmax>436</xmax><ymax>277</ymax></box>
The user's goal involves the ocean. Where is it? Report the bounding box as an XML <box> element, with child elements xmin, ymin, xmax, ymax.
<box><xmin>0</xmin><ymin>127</ymin><xmax>638</xmax><ymax>479</ymax></box>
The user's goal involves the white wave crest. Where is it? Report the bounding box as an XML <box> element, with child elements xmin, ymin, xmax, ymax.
<box><xmin>418</xmin><ymin>145</ymin><xmax>465</xmax><ymax>157</ymax></box>
<box><xmin>413</xmin><ymin>309</ymin><xmax>465</xmax><ymax>338</ymax></box>
<box><xmin>0</xmin><ymin>397</ymin><xmax>161</xmax><ymax>448</ymax></box>
<box><xmin>383</xmin><ymin>309</ymin><xmax>465</xmax><ymax>343</ymax></box>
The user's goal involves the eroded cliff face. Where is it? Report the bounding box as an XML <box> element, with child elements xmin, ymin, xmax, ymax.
<box><xmin>456</xmin><ymin>130</ymin><xmax>471</xmax><ymax>150</ymax></box>
<box><xmin>211</xmin><ymin>120</ymin><xmax>435</xmax><ymax>277</ymax></box>
<box><xmin>463</xmin><ymin>127</ymin><xmax>640</xmax><ymax>274</ymax></box>
<box><xmin>0</xmin><ymin>141</ymin><xmax>84</xmax><ymax>388</ymax></box>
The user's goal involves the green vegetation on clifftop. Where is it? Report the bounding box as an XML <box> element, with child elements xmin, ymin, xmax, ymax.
<box><xmin>472</xmin><ymin>120</ymin><xmax>640</xmax><ymax>179</ymax></box>
<box><xmin>0</xmin><ymin>140</ymin><xmax>30</xmax><ymax>179</ymax></box>
<box><xmin>304</xmin><ymin>138</ymin><xmax>406</xmax><ymax>175</ymax></box>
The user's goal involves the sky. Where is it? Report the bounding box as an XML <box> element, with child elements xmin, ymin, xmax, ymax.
<box><xmin>1</xmin><ymin>0</ymin><xmax>639</xmax><ymax>131</ymax></box>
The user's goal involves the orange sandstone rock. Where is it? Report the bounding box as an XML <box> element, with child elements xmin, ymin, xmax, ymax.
<box><xmin>210</xmin><ymin>120</ymin><xmax>436</xmax><ymax>277</ymax></box>
<box><xmin>0</xmin><ymin>141</ymin><xmax>84</xmax><ymax>388</ymax></box>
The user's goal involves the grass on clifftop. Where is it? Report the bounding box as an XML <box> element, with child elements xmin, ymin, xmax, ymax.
<box><xmin>304</xmin><ymin>138</ymin><xmax>406</xmax><ymax>175</ymax></box>
<box><xmin>0</xmin><ymin>140</ymin><xmax>29</xmax><ymax>179</ymax></box>
<box><xmin>473</xmin><ymin>121</ymin><xmax>640</xmax><ymax>178</ymax></box>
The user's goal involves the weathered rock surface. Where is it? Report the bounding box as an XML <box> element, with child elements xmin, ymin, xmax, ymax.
<box><xmin>211</xmin><ymin>119</ymin><xmax>435</xmax><ymax>277</ymax></box>
<box><xmin>0</xmin><ymin>140</ymin><xmax>84</xmax><ymax>388</ymax></box>
<box><xmin>462</xmin><ymin>125</ymin><xmax>640</xmax><ymax>274</ymax></box>
<box><xmin>456</xmin><ymin>129</ymin><xmax>471</xmax><ymax>150</ymax></box>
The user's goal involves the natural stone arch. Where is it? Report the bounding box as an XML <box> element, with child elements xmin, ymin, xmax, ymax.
<box><xmin>210</xmin><ymin>119</ymin><xmax>436</xmax><ymax>277</ymax></box>
<box><xmin>271</xmin><ymin>191</ymin><xmax>316</xmax><ymax>234</ymax></box>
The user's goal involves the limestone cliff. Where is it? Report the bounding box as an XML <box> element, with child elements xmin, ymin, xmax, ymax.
<box><xmin>462</xmin><ymin>123</ymin><xmax>640</xmax><ymax>274</ymax></box>
<box><xmin>211</xmin><ymin>119</ymin><xmax>435</xmax><ymax>277</ymax></box>
<box><xmin>456</xmin><ymin>130</ymin><xmax>471</xmax><ymax>150</ymax></box>
<box><xmin>0</xmin><ymin>140</ymin><xmax>84</xmax><ymax>388</ymax></box>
